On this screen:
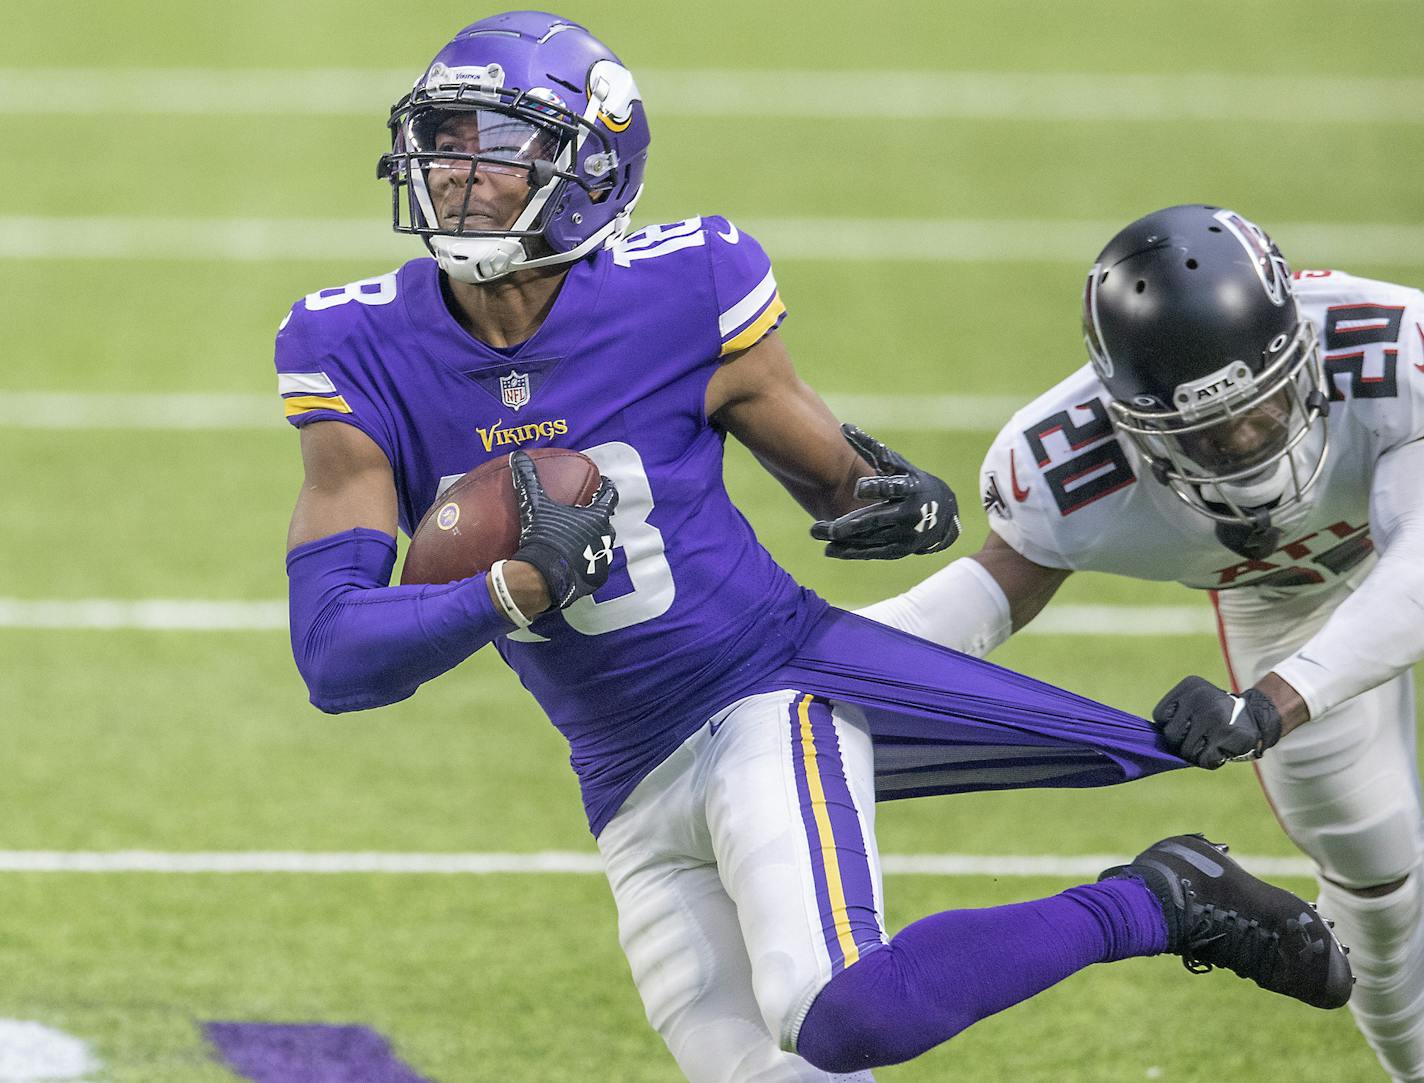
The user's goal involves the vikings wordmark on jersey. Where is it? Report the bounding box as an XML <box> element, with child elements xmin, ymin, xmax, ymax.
<box><xmin>276</xmin><ymin>216</ymin><xmax>806</xmax><ymax>833</ymax></box>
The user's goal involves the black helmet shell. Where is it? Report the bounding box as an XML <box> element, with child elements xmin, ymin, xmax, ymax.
<box><xmin>1085</xmin><ymin>204</ymin><xmax>1298</xmax><ymax>409</ymax></box>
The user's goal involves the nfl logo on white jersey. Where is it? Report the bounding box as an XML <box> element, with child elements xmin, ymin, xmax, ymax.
<box><xmin>500</xmin><ymin>370</ymin><xmax>531</xmax><ymax>412</ymax></box>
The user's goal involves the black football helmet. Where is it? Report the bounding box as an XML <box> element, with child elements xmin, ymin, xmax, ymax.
<box><xmin>1082</xmin><ymin>204</ymin><xmax>1330</xmax><ymax>556</ymax></box>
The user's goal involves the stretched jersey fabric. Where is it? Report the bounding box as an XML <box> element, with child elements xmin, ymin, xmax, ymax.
<box><xmin>759</xmin><ymin>608</ymin><xmax>1184</xmax><ymax>797</ymax></box>
<box><xmin>275</xmin><ymin>215</ymin><xmax>1181</xmax><ymax>833</ymax></box>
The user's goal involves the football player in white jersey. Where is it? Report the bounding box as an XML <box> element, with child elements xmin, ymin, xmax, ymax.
<box><xmin>850</xmin><ymin>204</ymin><xmax>1424</xmax><ymax>1080</ymax></box>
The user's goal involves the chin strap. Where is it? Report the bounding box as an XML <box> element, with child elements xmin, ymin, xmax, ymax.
<box><xmin>430</xmin><ymin>187</ymin><xmax>644</xmax><ymax>284</ymax></box>
<box><xmin>1214</xmin><ymin>509</ymin><xmax>1282</xmax><ymax>560</ymax></box>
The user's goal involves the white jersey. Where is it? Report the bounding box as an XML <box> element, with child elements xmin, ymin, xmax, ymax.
<box><xmin>980</xmin><ymin>270</ymin><xmax>1424</xmax><ymax>598</ymax></box>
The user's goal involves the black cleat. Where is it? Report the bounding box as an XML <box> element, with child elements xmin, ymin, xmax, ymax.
<box><xmin>1100</xmin><ymin>834</ymin><xmax>1353</xmax><ymax>1009</ymax></box>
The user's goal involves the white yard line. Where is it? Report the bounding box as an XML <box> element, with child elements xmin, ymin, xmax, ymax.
<box><xmin>0</xmin><ymin>599</ymin><xmax>288</xmax><ymax>631</ymax></box>
<box><xmin>1</xmin><ymin>68</ymin><xmax>1420</xmax><ymax>123</ymax></box>
<box><xmin>0</xmin><ymin>849</ymin><xmax>1315</xmax><ymax>877</ymax></box>
<box><xmin>0</xmin><ymin>392</ymin><xmax>278</xmax><ymax>430</ymax></box>
<box><xmin>0</xmin><ymin>598</ymin><xmax>1212</xmax><ymax>634</ymax></box>
<box><xmin>0</xmin><ymin>390</ymin><xmax>1023</xmax><ymax>432</ymax></box>
<box><xmin>2</xmin><ymin>216</ymin><xmax>1421</xmax><ymax>266</ymax></box>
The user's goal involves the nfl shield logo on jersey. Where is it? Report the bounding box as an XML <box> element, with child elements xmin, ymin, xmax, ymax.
<box><xmin>500</xmin><ymin>370</ymin><xmax>532</xmax><ymax>412</ymax></box>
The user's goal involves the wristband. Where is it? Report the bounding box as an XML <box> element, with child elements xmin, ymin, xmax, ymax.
<box><xmin>489</xmin><ymin>560</ymin><xmax>534</xmax><ymax>628</ymax></box>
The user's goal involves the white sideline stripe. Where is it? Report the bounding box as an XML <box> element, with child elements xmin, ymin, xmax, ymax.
<box><xmin>0</xmin><ymin>392</ymin><xmax>278</xmax><ymax>429</ymax></box>
<box><xmin>1</xmin><ymin>68</ymin><xmax>1420</xmax><ymax>123</ymax></box>
<box><xmin>0</xmin><ymin>599</ymin><xmax>288</xmax><ymax>631</ymax></box>
<box><xmin>0</xmin><ymin>850</ymin><xmax>1316</xmax><ymax>877</ymax></box>
<box><xmin>3</xmin><ymin>216</ymin><xmax>1422</xmax><ymax>267</ymax></box>
<box><xmin>0</xmin><ymin>391</ymin><xmax>1023</xmax><ymax>432</ymax></box>
<box><xmin>0</xmin><ymin>599</ymin><xmax>1214</xmax><ymax>635</ymax></box>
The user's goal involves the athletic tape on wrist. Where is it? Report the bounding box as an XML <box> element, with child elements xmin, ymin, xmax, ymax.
<box><xmin>488</xmin><ymin>560</ymin><xmax>533</xmax><ymax>629</ymax></box>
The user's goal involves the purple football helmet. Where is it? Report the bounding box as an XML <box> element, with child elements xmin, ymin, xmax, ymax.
<box><xmin>377</xmin><ymin>11</ymin><xmax>650</xmax><ymax>283</ymax></box>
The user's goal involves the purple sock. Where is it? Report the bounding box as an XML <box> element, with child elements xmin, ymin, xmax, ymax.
<box><xmin>796</xmin><ymin>878</ymin><xmax>1168</xmax><ymax>1072</ymax></box>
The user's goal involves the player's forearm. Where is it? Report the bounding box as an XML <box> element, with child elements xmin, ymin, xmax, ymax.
<box><xmin>1270</xmin><ymin>440</ymin><xmax>1424</xmax><ymax>720</ymax></box>
<box><xmin>1270</xmin><ymin>543</ymin><xmax>1424</xmax><ymax>720</ymax></box>
<box><xmin>856</xmin><ymin>558</ymin><xmax>1012</xmax><ymax>657</ymax></box>
<box><xmin>1253</xmin><ymin>673</ymin><xmax>1310</xmax><ymax>738</ymax></box>
<box><xmin>748</xmin><ymin>438</ymin><xmax>875</xmax><ymax>520</ymax></box>
<box><xmin>286</xmin><ymin>528</ymin><xmax>513</xmax><ymax>713</ymax></box>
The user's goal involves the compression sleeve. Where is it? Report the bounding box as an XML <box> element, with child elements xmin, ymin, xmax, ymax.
<box><xmin>855</xmin><ymin>557</ymin><xmax>1013</xmax><ymax>658</ymax></box>
<box><xmin>286</xmin><ymin>527</ymin><xmax>513</xmax><ymax>713</ymax></box>
<box><xmin>1272</xmin><ymin>438</ymin><xmax>1424</xmax><ymax>718</ymax></box>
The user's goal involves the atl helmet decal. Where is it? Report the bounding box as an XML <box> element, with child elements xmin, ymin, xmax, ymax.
<box><xmin>1213</xmin><ymin>209</ymin><xmax>1293</xmax><ymax>307</ymax></box>
<box><xmin>1082</xmin><ymin>263</ymin><xmax>1114</xmax><ymax>379</ymax></box>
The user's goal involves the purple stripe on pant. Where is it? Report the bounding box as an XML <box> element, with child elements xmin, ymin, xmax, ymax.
<box><xmin>787</xmin><ymin>693</ymin><xmax>884</xmax><ymax>976</ymax></box>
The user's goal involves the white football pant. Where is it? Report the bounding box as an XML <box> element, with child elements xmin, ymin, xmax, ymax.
<box><xmin>597</xmin><ymin>690</ymin><xmax>884</xmax><ymax>1083</ymax></box>
<box><xmin>1215</xmin><ymin>574</ymin><xmax>1424</xmax><ymax>1082</ymax></box>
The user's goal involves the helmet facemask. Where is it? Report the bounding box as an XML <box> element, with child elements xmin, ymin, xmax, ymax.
<box><xmin>1103</xmin><ymin>318</ymin><xmax>1331</xmax><ymax>539</ymax></box>
<box><xmin>379</xmin><ymin>79</ymin><xmax>622</xmax><ymax>283</ymax></box>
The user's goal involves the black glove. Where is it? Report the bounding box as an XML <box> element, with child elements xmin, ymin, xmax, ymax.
<box><xmin>510</xmin><ymin>450</ymin><xmax>619</xmax><ymax>610</ymax></box>
<box><xmin>810</xmin><ymin>424</ymin><xmax>961</xmax><ymax>559</ymax></box>
<box><xmin>1152</xmin><ymin>675</ymin><xmax>1283</xmax><ymax>769</ymax></box>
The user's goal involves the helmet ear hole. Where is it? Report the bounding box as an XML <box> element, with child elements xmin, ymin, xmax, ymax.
<box><xmin>1185</xmin><ymin>258</ymin><xmax>1198</xmax><ymax>270</ymax></box>
<box><xmin>1135</xmin><ymin>280</ymin><xmax>1146</xmax><ymax>294</ymax></box>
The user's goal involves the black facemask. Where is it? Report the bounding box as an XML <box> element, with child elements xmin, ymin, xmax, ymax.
<box><xmin>1214</xmin><ymin>515</ymin><xmax>1282</xmax><ymax>560</ymax></box>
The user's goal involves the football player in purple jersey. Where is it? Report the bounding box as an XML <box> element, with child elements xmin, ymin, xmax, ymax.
<box><xmin>862</xmin><ymin>204</ymin><xmax>1424</xmax><ymax>1079</ymax></box>
<box><xmin>276</xmin><ymin>16</ymin><xmax>1351</xmax><ymax>1081</ymax></box>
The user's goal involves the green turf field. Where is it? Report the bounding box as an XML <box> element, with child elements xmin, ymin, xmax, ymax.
<box><xmin>1</xmin><ymin>0</ymin><xmax>1421</xmax><ymax>1079</ymax></box>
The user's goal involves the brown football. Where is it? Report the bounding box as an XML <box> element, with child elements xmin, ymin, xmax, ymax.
<box><xmin>399</xmin><ymin>448</ymin><xmax>602</xmax><ymax>585</ymax></box>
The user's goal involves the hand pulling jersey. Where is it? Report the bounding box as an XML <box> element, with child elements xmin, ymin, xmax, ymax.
<box><xmin>974</xmin><ymin>270</ymin><xmax>1424</xmax><ymax>1083</ymax></box>
<box><xmin>277</xmin><ymin>217</ymin><xmax>1184</xmax><ymax>835</ymax></box>
<box><xmin>981</xmin><ymin>271</ymin><xmax>1424</xmax><ymax>598</ymax></box>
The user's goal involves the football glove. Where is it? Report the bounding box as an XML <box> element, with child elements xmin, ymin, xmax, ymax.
<box><xmin>510</xmin><ymin>450</ymin><xmax>619</xmax><ymax>610</ymax></box>
<box><xmin>1152</xmin><ymin>675</ymin><xmax>1283</xmax><ymax>770</ymax></box>
<box><xmin>811</xmin><ymin>424</ymin><xmax>961</xmax><ymax>560</ymax></box>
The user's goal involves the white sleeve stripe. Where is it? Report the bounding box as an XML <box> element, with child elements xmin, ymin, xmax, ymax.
<box><xmin>718</xmin><ymin>268</ymin><xmax>777</xmax><ymax>338</ymax></box>
<box><xmin>278</xmin><ymin>372</ymin><xmax>337</xmax><ymax>396</ymax></box>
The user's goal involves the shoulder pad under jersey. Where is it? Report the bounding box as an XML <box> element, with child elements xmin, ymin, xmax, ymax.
<box><xmin>979</xmin><ymin>365</ymin><xmax>1138</xmax><ymax>569</ymax></box>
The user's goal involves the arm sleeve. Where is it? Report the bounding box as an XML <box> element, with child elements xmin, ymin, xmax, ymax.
<box><xmin>854</xmin><ymin>557</ymin><xmax>1013</xmax><ymax>658</ymax></box>
<box><xmin>1271</xmin><ymin>437</ymin><xmax>1424</xmax><ymax>717</ymax></box>
<box><xmin>287</xmin><ymin>527</ymin><xmax>514</xmax><ymax>713</ymax></box>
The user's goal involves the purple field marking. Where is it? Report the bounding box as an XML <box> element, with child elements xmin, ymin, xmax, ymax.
<box><xmin>203</xmin><ymin>1022</ymin><xmax>436</xmax><ymax>1083</ymax></box>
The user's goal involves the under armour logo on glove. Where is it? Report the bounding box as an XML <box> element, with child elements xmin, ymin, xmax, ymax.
<box><xmin>509</xmin><ymin>451</ymin><xmax>620</xmax><ymax>609</ymax></box>
<box><xmin>811</xmin><ymin>425</ymin><xmax>961</xmax><ymax>560</ymax></box>
<box><xmin>584</xmin><ymin>536</ymin><xmax>614</xmax><ymax>575</ymax></box>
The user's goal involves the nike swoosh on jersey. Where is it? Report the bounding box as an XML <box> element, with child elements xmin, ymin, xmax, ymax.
<box><xmin>1009</xmin><ymin>448</ymin><xmax>1031</xmax><ymax>501</ymax></box>
<box><xmin>718</xmin><ymin>222</ymin><xmax>740</xmax><ymax>244</ymax></box>
<box><xmin>1415</xmin><ymin>322</ymin><xmax>1424</xmax><ymax>370</ymax></box>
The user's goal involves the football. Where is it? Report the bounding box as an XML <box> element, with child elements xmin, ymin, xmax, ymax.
<box><xmin>399</xmin><ymin>448</ymin><xmax>602</xmax><ymax>585</ymax></box>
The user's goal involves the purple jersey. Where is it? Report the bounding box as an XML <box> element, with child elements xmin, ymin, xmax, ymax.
<box><xmin>276</xmin><ymin>216</ymin><xmax>827</xmax><ymax>832</ymax></box>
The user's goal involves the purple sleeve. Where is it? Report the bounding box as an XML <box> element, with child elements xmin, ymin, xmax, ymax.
<box><xmin>273</xmin><ymin>302</ymin><xmax>399</xmax><ymax>466</ymax></box>
<box><xmin>286</xmin><ymin>527</ymin><xmax>513</xmax><ymax>713</ymax></box>
<box><xmin>705</xmin><ymin>216</ymin><xmax>788</xmax><ymax>357</ymax></box>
